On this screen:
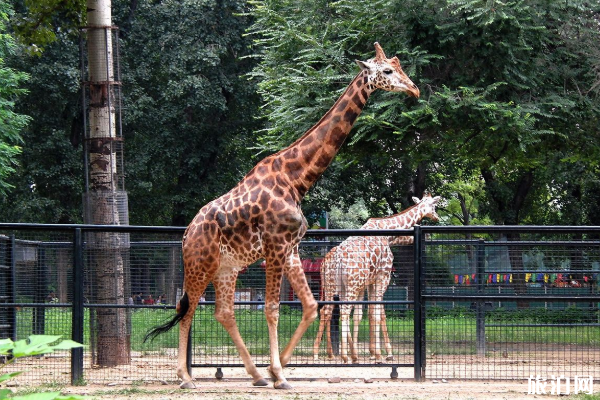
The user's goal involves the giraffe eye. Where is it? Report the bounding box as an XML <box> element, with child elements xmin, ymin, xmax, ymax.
<box><xmin>383</xmin><ymin>69</ymin><xmax>393</xmax><ymax>75</ymax></box>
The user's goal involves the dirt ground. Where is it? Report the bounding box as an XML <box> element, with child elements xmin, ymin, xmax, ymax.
<box><xmin>6</xmin><ymin>351</ymin><xmax>599</xmax><ymax>399</ymax></box>
<box><xmin>57</xmin><ymin>379</ymin><xmax>546</xmax><ymax>400</ymax></box>
<box><xmin>53</xmin><ymin>367</ymin><xmax>562</xmax><ymax>400</ymax></box>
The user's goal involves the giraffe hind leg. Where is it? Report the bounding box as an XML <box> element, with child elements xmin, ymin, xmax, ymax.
<box><xmin>381</xmin><ymin>311</ymin><xmax>394</xmax><ymax>361</ymax></box>
<box><xmin>313</xmin><ymin>304</ymin><xmax>333</xmax><ymax>361</ymax></box>
<box><xmin>278</xmin><ymin>253</ymin><xmax>318</xmax><ymax>368</ymax></box>
<box><xmin>144</xmin><ymin>291</ymin><xmax>200</xmax><ymax>389</ymax></box>
<box><xmin>212</xmin><ymin>269</ymin><xmax>268</xmax><ymax>387</ymax></box>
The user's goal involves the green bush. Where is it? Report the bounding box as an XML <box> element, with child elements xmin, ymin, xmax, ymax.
<box><xmin>0</xmin><ymin>335</ymin><xmax>86</xmax><ymax>400</ymax></box>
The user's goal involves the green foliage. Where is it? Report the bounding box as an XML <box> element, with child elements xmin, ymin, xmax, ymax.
<box><xmin>6</xmin><ymin>0</ymin><xmax>600</xmax><ymax>227</ymax></box>
<box><xmin>115</xmin><ymin>0</ymin><xmax>261</xmax><ymax>225</ymax></box>
<box><xmin>247</xmin><ymin>0</ymin><xmax>600</xmax><ymax>224</ymax></box>
<box><xmin>328</xmin><ymin>199</ymin><xmax>370</xmax><ymax>229</ymax></box>
<box><xmin>0</xmin><ymin>0</ymin><xmax>30</xmax><ymax>197</ymax></box>
<box><xmin>0</xmin><ymin>30</ymin><xmax>83</xmax><ymax>223</ymax></box>
<box><xmin>0</xmin><ymin>335</ymin><xmax>85</xmax><ymax>400</ymax></box>
<box><xmin>12</xmin><ymin>0</ymin><xmax>85</xmax><ymax>55</ymax></box>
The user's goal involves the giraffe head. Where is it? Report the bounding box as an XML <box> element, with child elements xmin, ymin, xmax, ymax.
<box><xmin>356</xmin><ymin>42</ymin><xmax>420</xmax><ymax>97</ymax></box>
<box><xmin>411</xmin><ymin>193</ymin><xmax>441</xmax><ymax>222</ymax></box>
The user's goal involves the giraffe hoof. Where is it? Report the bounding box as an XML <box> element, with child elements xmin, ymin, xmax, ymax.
<box><xmin>253</xmin><ymin>378</ymin><xmax>269</xmax><ymax>387</ymax></box>
<box><xmin>386</xmin><ymin>355</ymin><xmax>394</xmax><ymax>361</ymax></box>
<box><xmin>180</xmin><ymin>381</ymin><xmax>196</xmax><ymax>389</ymax></box>
<box><xmin>274</xmin><ymin>380</ymin><xmax>293</xmax><ymax>390</ymax></box>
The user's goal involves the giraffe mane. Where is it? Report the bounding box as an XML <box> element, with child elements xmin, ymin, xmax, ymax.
<box><xmin>367</xmin><ymin>202</ymin><xmax>420</xmax><ymax>223</ymax></box>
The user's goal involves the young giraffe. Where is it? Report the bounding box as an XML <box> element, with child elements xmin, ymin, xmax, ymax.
<box><xmin>313</xmin><ymin>194</ymin><xmax>441</xmax><ymax>363</ymax></box>
<box><xmin>145</xmin><ymin>43</ymin><xmax>419</xmax><ymax>390</ymax></box>
<box><xmin>315</xmin><ymin>235</ymin><xmax>414</xmax><ymax>362</ymax></box>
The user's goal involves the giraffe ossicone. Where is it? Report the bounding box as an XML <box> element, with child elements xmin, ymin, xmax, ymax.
<box><xmin>313</xmin><ymin>194</ymin><xmax>441</xmax><ymax>364</ymax></box>
<box><xmin>144</xmin><ymin>43</ymin><xmax>419</xmax><ymax>390</ymax></box>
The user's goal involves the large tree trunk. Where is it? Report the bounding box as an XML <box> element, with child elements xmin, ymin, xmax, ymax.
<box><xmin>84</xmin><ymin>0</ymin><xmax>130</xmax><ymax>366</ymax></box>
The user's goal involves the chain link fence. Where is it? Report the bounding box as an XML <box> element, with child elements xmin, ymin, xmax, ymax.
<box><xmin>1</xmin><ymin>224</ymin><xmax>598</xmax><ymax>385</ymax></box>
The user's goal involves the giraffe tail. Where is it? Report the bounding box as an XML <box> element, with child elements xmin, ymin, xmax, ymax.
<box><xmin>143</xmin><ymin>292</ymin><xmax>190</xmax><ymax>342</ymax></box>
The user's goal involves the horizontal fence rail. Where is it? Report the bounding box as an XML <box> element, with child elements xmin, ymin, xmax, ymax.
<box><xmin>1</xmin><ymin>223</ymin><xmax>599</xmax><ymax>385</ymax></box>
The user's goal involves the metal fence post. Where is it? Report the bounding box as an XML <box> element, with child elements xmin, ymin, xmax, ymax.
<box><xmin>476</xmin><ymin>238</ymin><xmax>486</xmax><ymax>356</ymax></box>
<box><xmin>413</xmin><ymin>225</ymin><xmax>425</xmax><ymax>381</ymax></box>
<box><xmin>71</xmin><ymin>228</ymin><xmax>84</xmax><ymax>384</ymax></box>
<box><xmin>6</xmin><ymin>235</ymin><xmax>17</xmax><ymax>341</ymax></box>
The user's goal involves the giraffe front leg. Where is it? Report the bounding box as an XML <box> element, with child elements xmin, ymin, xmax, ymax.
<box><xmin>351</xmin><ymin>304</ymin><xmax>363</xmax><ymax>363</ymax></box>
<box><xmin>212</xmin><ymin>270</ymin><xmax>268</xmax><ymax>387</ymax></box>
<box><xmin>263</xmin><ymin>256</ymin><xmax>296</xmax><ymax>390</ymax></box>
<box><xmin>381</xmin><ymin>310</ymin><xmax>393</xmax><ymax>361</ymax></box>
<box><xmin>368</xmin><ymin>302</ymin><xmax>384</xmax><ymax>363</ymax></box>
<box><xmin>368</xmin><ymin>303</ymin><xmax>376</xmax><ymax>358</ymax></box>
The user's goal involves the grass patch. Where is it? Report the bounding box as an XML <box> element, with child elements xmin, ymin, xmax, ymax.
<box><xmin>13</xmin><ymin>305</ymin><xmax>600</xmax><ymax>357</ymax></box>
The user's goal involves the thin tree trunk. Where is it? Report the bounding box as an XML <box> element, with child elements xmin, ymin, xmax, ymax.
<box><xmin>85</xmin><ymin>0</ymin><xmax>130</xmax><ymax>366</ymax></box>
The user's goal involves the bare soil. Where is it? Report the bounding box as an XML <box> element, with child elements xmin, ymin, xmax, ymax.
<box><xmin>5</xmin><ymin>349</ymin><xmax>599</xmax><ymax>399</ymax></box>
<box><xmin>57</xmin><ymin>368</ymin><xmax>540</xmax><ymax>400</ymax></box>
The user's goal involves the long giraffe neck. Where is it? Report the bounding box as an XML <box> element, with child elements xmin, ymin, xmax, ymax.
<box><xmin>362</xmin><ymin>204</ymin><xmax>425</xmax><ymax>242</ymax></box>
<box><xmin>273</xmin><ymin>70</ymin><xmax>373</xmax><ymax>199</ymax></box>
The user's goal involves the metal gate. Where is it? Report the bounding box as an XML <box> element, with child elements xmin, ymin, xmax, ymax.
<box><xmin>187</xmin><ymin>228</ymin><xmax>420</xmax><ymax>381</ymax></box>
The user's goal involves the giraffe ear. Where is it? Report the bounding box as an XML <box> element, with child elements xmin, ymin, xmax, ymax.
<box><xmin>433</xmin><ymin>196</ymin><xmax>441</xmax><ymax>203</ymax></box>
<box><xmin>356</xmin><ymin>59</ymin><xmax>374</xmax><ymax>72</ymax></box>
<box><xmin>412</xmin><ymin>196</ymin><xmax>420</xmax><ymax>204</ymax></box>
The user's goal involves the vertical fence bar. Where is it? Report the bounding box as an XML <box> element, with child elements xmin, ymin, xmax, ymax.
<box><xmin>476</xmin><ymin>238</ymin><xmax>486</xmax><ymax>356</ymax></box>
<box><xmin>71</xmin><ymin>228</ymin><xmax>84</xmax><ymax>384</ymax></box>
<box><xmin>413</xmin><ymin>225</ymin><xmax>424</xmax><ymax>381</ymax></box>
<box><xmin>9</xmin><ymin>234</ymin><xmax>17</xmax><ymax>341</ymax></box>
<box><xmin>33</xmin><ymin>247</ymin><xmax>46</xmax><ymax>335</ymax></box>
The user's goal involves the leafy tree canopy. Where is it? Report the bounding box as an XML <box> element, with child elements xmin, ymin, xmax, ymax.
<box><xmin>12</xmin><ymin>0</ymin><xmax>85</xmax><ymax>55</ymax></box>
<box><xmin>0</xmin><ymin>0</ymin><xmax>30</xmax><ymax>196</ymax></box>
<box><xmin>247</xmin><ymin>0</ymin><xmax>600</xmax><ymax>225</ymax></box>
<box><xmin>115</xmin><ymin>0</ymin><xmax>261</xmax><ymax>225</ymax></box>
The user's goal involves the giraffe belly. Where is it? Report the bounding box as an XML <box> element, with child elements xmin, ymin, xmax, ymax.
<box><xmin>219</xmin><ymin>237</ymin><xmax>263</xmax><ymax>270</ymax></box>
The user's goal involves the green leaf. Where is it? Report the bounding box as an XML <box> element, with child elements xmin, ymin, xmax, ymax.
<box><xmin>0</xmin><ymin>371</ymin><xmax>23</xmax><ymax>383</ymax></box>
<box><xmin>12</xmin><ymin>392</ymin><xmax>61</xmax><ymax>400</ymax></box>
<box><xmin>11</xmin><ymin>335</ymin><xmax>62</xmax><ymax>357</ymax></box>
<box><xmin>0</xmin><ymin>338</ymin><xmax>14</xmax><ymax>354</ymax></box>
<box><xmin>50</xmin><ymin>340</ymin><xmax>84</xmax><ymax>351</ymax></box>
<box><xmin>11</xmin><ymin>395</ymin><xmax>87</xmax><ymax>400</ymax></box>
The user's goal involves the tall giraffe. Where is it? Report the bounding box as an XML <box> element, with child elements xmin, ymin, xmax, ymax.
<box><xmin>313</xmin><ymin>194</ymin><xmax>441</xmax><ymax>363</ymax></box>
<box><xmin>145</xmin><ymin>43</ymin><xmax>419</xmax><ymax>390</ymax></box>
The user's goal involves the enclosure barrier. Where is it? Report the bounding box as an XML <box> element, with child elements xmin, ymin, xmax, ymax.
<box><xmin>0</xmin><ymin>223</ymin><xmax>599</xmax><ymax>385</ymax></box>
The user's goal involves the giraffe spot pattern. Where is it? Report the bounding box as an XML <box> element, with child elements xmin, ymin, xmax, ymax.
<box><xmin>174</xmin><ymin>44</ymin><xmax>420</xmax><ymax>387</ymax></box>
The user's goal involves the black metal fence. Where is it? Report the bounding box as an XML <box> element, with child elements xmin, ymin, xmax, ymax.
<box><xmin>419</xmin><ymin>226</ymin><xmax>600</xmax><ymax>380</ymax></box>
<box><xmin>1</xmin><ymin>223</ymin><xmax>598</xmax><ymax>385</ymax></box>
